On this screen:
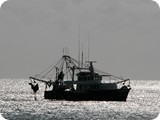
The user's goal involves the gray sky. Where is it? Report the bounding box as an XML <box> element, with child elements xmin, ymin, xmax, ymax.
<box><xmin>0</xmin><ymin>0</ymin><xmax>160</xmax><ymax>80</ymax></box>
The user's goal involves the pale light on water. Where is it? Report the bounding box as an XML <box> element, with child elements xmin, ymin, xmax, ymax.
<box><xmin>0</xmin><ymin>79</ymin><xmax>160</xmax><ymax>120</ymax></box>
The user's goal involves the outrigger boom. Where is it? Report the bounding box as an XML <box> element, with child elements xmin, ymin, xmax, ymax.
<box><xmin>29</xmin><ymin>76</ymin><xmax>53</xmax><ymax>84</ymax></box>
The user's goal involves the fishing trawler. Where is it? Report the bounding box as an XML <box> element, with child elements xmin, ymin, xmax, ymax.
<box><xmin>29</xmin><ymin>54</ymin><xmax>131</xmax><ymax>101</ymax></box>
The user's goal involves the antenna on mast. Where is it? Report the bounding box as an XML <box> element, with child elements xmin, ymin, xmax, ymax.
<box><xmin>64</xmin><ymin>47</ymin><xmax>69</xmax><ymax>55</ymax></box>
<box><xmin>81</xmin><ymin>43</ymin><xmax>84</xmax><ymax>67</ymax></box>
<box><xmin>67</xmin><ymin>47</ymin><xmax>69</xmax><ymax>55</ymax></box>
<box><xmin>63</xmin><ymin>48</ymin><xmax>64</xmax><ymax>55</ymax></box>
<box><xmin>78</xmin><ymin>24</ymin><xmax>81</xmax><ymax>67</ymax></box>
<box><xmin>88</xmin><ymin>33</ymin><xmax>90</xmax><ymax>62</ymax></box>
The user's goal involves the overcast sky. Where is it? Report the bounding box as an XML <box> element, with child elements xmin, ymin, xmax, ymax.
<box><xmin>0</xmin><ymin>0</ymin><xmax>160</xmax><ymax>80</ymax></box>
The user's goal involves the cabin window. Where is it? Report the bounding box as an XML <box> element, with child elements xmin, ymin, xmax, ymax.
<box><xmin>90</xmin><ymin>85</ymin><xmax>99</xmax><ymax>89</ymax></box>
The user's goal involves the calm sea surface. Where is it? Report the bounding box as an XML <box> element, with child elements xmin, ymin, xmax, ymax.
<box><xmin>0</xmin><ymin>79</ymin><xmax>160</xmax><ymax>120</ymax></box>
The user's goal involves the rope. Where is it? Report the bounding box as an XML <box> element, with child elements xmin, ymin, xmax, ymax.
<box><xmin>43</xmin><ymin>58</ymin><xmax>62</xmax><ymax>77</ymax></box>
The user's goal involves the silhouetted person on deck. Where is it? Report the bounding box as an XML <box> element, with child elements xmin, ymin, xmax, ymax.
<box><xmin>57</xmin><ymin>71</ymin><xmax>64</xmax><ymax>85</ymax></box>
<box><xmin>58</xmin><ymin>71</ymin><xmax>64</xmax><ymax>80</ymax></box>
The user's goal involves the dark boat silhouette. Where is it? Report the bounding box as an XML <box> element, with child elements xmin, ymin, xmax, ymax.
<box><xmin>29</xmin><ymin>55</ymin><xmax>131</xmax><ymax>101</ymax></box>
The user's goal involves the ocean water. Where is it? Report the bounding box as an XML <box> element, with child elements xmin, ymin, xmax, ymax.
<box><xmin>0</xmin><ymin>79</ymin><xmax>160</xmax><ymax>120</ymax></box>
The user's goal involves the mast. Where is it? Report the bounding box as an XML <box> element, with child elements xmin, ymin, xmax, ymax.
<box><xmin>88</xmin><ymin>33</ymin><xmax>90</xmax><ymax>62</ymax></box>
<box><xmin>78</xmin><ymin>24</ymin><xmax>81</xmax><ymax>68</ymax></box>
<box><xmin>81</xmin><ymin>43</ymin><xmax>84</xmax><ymax>67</ymax></box>
<box><xmin>71</xmin><ymin>66</ymin><xmax>75</xmax><ymax>81</ymax></box>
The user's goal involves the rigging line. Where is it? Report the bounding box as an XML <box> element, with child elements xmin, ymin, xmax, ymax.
<box><xmin>70</xmin><ymin>57</ymin><xmax>81</xmax><ymax>67</ymax></box>
<box><xmin>36</xmin><ymin>58</ymin><xmax>62</xmax><ymax>77</ymax></box>
<box><xmin>42</xmin><ymin>58</ymin><xmax>63</xmax><ymax>78</ymax></box>
<box><xmin>63</xmin><ymin>68</ymin><xmax>71</xmax><ymax>77</ymax></box>
<box><xmin>60</xmin><ymin>58</ymin><xmax>65</xmax><ymax>72</ymax></box>
<box><xmin>71</xmin><ymin>57</ymin><xmax>89</xmax><ymax>71</ymax></box>
<box><xmin>73</xmin><ymin>55</ymin><xmax>88</xmax><ymax>67</ymax></box>
<box><xmin>65</xmin><ymin>58</ymin><xmax>73</xmax><ymax>80</ymax></box>
<box><xmin>47</xmin><ymin>72</ymin><xmax>56</xmax><ymax>80</ymax></box>
<box><xmin>81</xmin><ymin>59</ymin><xmax>88</xmax><ymax>68</ymax></box>
<box><xmin>66</xmin><ymin>57</ymin><xmax>68</xmax><ymax>80</ymax></box>
<box><xmin>61</xmin><ymin>60</ymin><xmax>71</xmax><ymax>79</ymax></box>
<box><xmin>70</xmin><ymin>57</ymin><xmax>78</xmax><ymax>68</ymax></box>
<box><xmin>71</xmin><ymin>55</ymin><xmax>124</xmax><ymax>80</ymax></box>
<box><xmin>66</xmin><ymin>56</ymin><xmax>78</xmax><ymax>68</ymax></box>
<box><xmin>94</xmin><ymin>68</ymin><xmax>125</xmax><ymax>80</ymax></box>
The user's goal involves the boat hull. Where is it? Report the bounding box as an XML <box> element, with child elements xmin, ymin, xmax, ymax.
<box><xmin>44</xmin><ymin>88</ymin><xmax>131</xmax><ymax>101</ymax></box>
